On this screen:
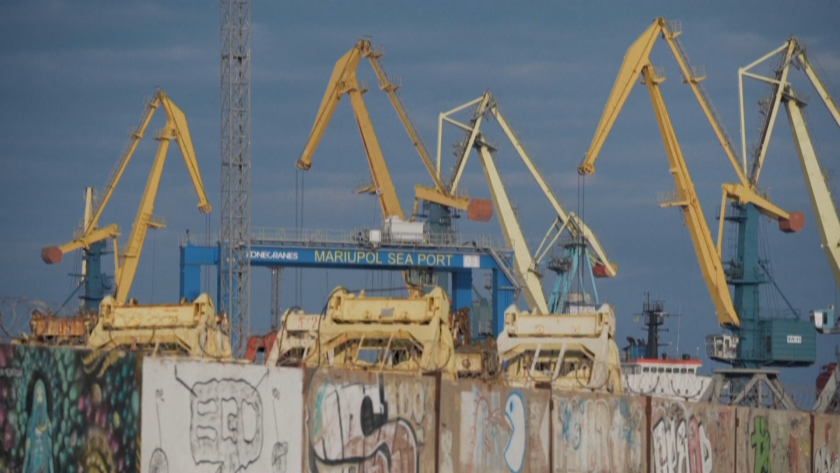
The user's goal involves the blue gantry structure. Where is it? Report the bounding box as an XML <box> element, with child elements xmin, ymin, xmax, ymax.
<box><xmin>179</xmin><ymin>227</ymin><xmax>519</xmax><ymax>338</ymax></box>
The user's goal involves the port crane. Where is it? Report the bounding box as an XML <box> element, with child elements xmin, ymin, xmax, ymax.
<box><xmin>297</xmin><ymin>38</ymin><xmax>490</xmax><ymax>225</ymax></box>
<box><xmin>42</xmin><ymin>89</ymin><xmax>212</xmax><ymax>307</ymax></box>
<box><xmin>579</xmin><ymin>18</ymin><xmax>814</xmax><ymax>408</ymax></box>
<box><xmin>439</xmin><ymin>91</ymin><xmax>622</xmax><ymax>392</ymax></box>
<box><xmin>736</xmin><ymin>38</ymin><xmax>840</xmax><ymax>412</ymax></box>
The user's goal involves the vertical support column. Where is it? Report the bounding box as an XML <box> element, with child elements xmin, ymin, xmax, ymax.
<box><xmin>492</xmin><ymin>269</ymin><xmax>515</xmax><ymax>336</ymax></box>
<box><xmin>180</xmin><ymin>246</ymin><xmax>201</xmax><ymax>302</ymax></box>
<box><xmin>270</xmin><ymin>267</ymin><xmax>282</xmax><ymax>329</ymax></box>
<box><xmin>221</xmin><ymin>0</ymin><xmax>252</xmax><ymax>354</ymax></box>
<box><xmin>450</xmin><ymin>270</ymin><xmax>473</xmax><ymax>336</ymax></box>
<box><xmin>179</xmin><ymin>244</ymin><xmax>220</xmax><ymax>302</ymax></box>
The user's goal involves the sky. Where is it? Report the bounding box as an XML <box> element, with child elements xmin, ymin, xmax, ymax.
<box><xmin>1</xmin><ymin>0</ymin><xmax>839</xmax><ymax>389</ymax></box>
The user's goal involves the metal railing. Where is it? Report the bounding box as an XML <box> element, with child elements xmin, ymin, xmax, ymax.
<box><xmin>182</xmin><ymin>226</ymin><xmax>510</xmax><ymax>251</ymax></box>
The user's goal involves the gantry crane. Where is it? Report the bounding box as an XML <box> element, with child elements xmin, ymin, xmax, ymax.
<box><xmin>42</xmin><ymin>89</ymin><xmax>212</xmax><ymax>307</ymax></box>
<box><xmin>578</xmin><ymin>18</ymin><xmax>815</xmax><ymax>408</ymax></box>
<box><xmin>736</xmin><ymin>38</ymin><xmax>840</xmax><ymax>412</ymax></box>
<box><xmin>437</xmin><ymin>91</ymin><xmax>622</xmax><ymax>392</ymax></box>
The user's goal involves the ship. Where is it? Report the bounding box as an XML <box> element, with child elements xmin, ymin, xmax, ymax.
<box><xmin>620</xmin><ymin>294</ymin><xmax>712</xmax><ymax>401</ymax></box>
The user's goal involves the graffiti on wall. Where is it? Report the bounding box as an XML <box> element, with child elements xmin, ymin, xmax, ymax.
<box><xmin>0</xmin><ymin>344</ymin><xmax>140</xmax><ymax>473</ymax></box>
<box><xmin>304</xmin><ymin>370</ymin><xmax>435</xmax><ymax>473</ymax></box>
<box><xmin>438</xmin><ymin>383</ymin><xmax>548</xmax><ymax>473</ymax></box>
<box><xmin>814</xmin><ymin>416</ymin><xmax>840</xmax><ymax>473</ymax></box>
<box><xmin>651</xmin><ymin>400</ymin><xmax>734</xmax><ymax>473</ymax></box>
<box><xmin>736</xmin><ymin>408</ymin><xmax>811</xmax><ymax>473</ymax></box>
<box><xmin>141</xmin><ymin>357</ymin><xmax>303</xmax><ymax>473</ymax></box>
<box><xmin>552</xmin><ymin>393</ymin><xmax>645</xmax><ymax>473</ymax></box>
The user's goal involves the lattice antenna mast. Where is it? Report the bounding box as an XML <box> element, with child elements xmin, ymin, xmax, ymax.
<box><xmin>221</xmin><ymin>0</ymin><xmax>251</xmax><ymax>354</ymax></box>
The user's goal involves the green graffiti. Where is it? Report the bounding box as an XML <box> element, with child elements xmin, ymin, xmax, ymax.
<box><xmin>751</xmin><ymin>416</ymin><xmax>771</xmax><ymax>473</ymax></box>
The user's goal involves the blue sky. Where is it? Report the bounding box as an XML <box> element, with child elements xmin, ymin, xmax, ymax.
<box><xmin>1</xmin><ymin>1</ymin><xmax>839</xmax><ymax>387</ymax></box>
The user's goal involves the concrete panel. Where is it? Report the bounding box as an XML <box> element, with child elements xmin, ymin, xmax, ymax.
<box><xmin>650</xmin><ymin>399</ymin><xmax>735</xmax><ymax>473</ymax></box>
<box><xmin>553</xmin><ymin>391</ymin><xmax>647</xmax><ymax>473</ymax></box>
<box><xmin>141</xmin><ymin>357</ymin><xmax>303</xmax><ymax>473</ymax></box>
<box><xmin>0</xmin><ymin>344</ymin><xmax>141</xmax><ymax>472</ymax></box>
<box><xmin>438</xmin><ymin>380</ymin><xmax>550</xmax><ymax>473</ymax></box>
<box><xmin>736</xmin><ymin>407</ymin><xmax>811</xmax><ymax>473</ymax></box>
<box><xmin>304</xmin><ymin>368</ymin><xmax>436</xmax><ymax>473</ymax></box>
<box><xmin>814</xmin><ymin>413</ymin><xmax>840</xmax><ymax>473</ymax></box>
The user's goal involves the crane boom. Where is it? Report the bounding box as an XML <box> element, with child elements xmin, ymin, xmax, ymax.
<box><xmin>579</xmin><ymin>17</ymin><xmax>748</xmax><ymax>186</ymax></box>
<box><xmin>366</xmin><ymin>50</ymin><xmax>446</xmax><ymax>194</ymax></box>
<box><xmin>640</xmin><ymin>65</ymin><xmax>740</xmax><ymax>327</ymax></box>
<box><xmin>489</xmin><ymin>104</ymin><xmax>617</xmax><ymax>277</ymax></box>
<box><xmin>297</xmin><ymin>40</ymin><xmax>403</xmax><ymax>220</ymax></box>
<box><xmin>476</xmin><ymin>143</ymin><xmax>549</xmax><ymax>313</ymax></box>
<box><xmin>786</xmin><ymin>99</ymin><xmax>840</xmax><ymax>284</ymax></box>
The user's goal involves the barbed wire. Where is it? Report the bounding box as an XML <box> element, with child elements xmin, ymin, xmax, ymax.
<box><xmin>0</xmin><ymin>296</ymin><xmax>58</xmax><ymax>343</ymax></box>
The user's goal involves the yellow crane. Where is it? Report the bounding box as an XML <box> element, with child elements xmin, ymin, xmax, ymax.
<box><xmin>42</xmin><ymin>89</ymin><xmax>212</xmax><ymax>305</ymax></box>
<box><xmin>439</xmin><ymin>91</ymin><xmax>618</xmax><ymax>313</ymax></box>
<box><xmin>738</xmin><ymin>37</ymin><xmax>840</xmax><ymax>322</ymax></box>
<box><xmin>433</xmin><ymin>91</ymin><xmax>622</xmax><ymax>392</ymax></box>
<box><xmin>577</xmin><ymin>18</ymin><xmax>801</xmax><ymax>331</ymax></box>
<box><xmin>737</xmin><ymin>38</ymin><xmax>840</xmax><ymax>411</ymax></box>
<box><xmin>297</xmin><ymin>38</ymin><xmax>489</xmax><ymax>223</ymax></box>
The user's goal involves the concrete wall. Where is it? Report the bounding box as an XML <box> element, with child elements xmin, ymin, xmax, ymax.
<box><xmin>553</xmin><ymin>392</ymin><xmax>647</xmax><ymax>473</ymax></box>
<box><xmin>650</xmin><ymin>399</ymin><xmax>736</xmax><ymax>473</ymax></box>
<box><xmin>141</xmin><ymin>357</ymin><xmax>303</xmax><ymax>473</ymax></box>
<box><xmin>736</xmin><ymin>407</ymin><xmax>812</xmax><ymax>473</ymax></box>
<box><xmin>813</xmin><ymin>413</ymin><xmax>840</xmax><ymax>473</ymax></box>
<box><xmin>438</xmin><ymin>381</ymin><xmax>550</xmax><ymax>473</ymax></box>
<box><xmin>303</xmin><ymin>368</ymin><xmax>437</xmax><ymax>473</ymax></box>
<box><xmin>0</xmin><ymin>344</ymin><xmax>141</xmax><ymax>473</ymax></box>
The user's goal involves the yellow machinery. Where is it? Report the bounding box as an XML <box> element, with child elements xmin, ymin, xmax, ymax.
<box><xmin>26</xmin><ymin>90</ymin><xmax>229</xmax><ymax>358</ymax></box>
<box><xmin>88</xmin><ymin>294</ymin><xmax>232</xmax><ymax>359</ymax></box>
<box><xmin>42</xmin><ymin>89</ymin><xmax>212</xmax><ymax>305</ymax></box>
<box><xmin>434</xmin><ymin>91</ymin><xmax>622</xmax><ymax>392</ymax></box>
<box><xmin>259</xmin><ymin>286</ymin><xmax>498</xmax><ymax>379</ymax></box>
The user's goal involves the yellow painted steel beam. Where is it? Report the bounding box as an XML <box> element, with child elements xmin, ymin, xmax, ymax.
<box><xmin>721</xmin><ymin>183</ymin><xmax>791</xmax><ymax>222</ymax></box>
<box><xmin>642</xmin><ymin>65</ymin><xmax>739</xmax><ymax>328</ymax></box>
<box><xmin>786</xmin><ymin>99</ymin><xmax>840</xmax><ymax>287</ymax></box>
<box><xmin>346</xmin><ymin>87</ymin><xmax>404</xmax><ymax>219</ymax></box>
<box><xmin>160</xmin><ymin>94</ymin><xmax>212</xmax><ymax>214</ymax></box>
<box><xmin>296</xmin><ymin>43</ymin><xmax>364</xmax><ymax>171</ymax></box>
<box><xmin>296</xmin><ymin>40</ymin><xmax>403</xmax><ymax>220</ymax></box>
<box><xmin>88</xmin><ymin>94</ymin><xmax>160</xmax><ymax>233</ymax></box>
<box><xmin>366</xmin><ymin>47</ymin><xmax>447</xmax><ymax>194</ymax></box>
<box><xmin>477</xmin><ymin>145</ymin><xmax>549</xmax><ymax>314</ymax></box>
<box><xmin>797</xmin><ymin>47</ymin><xmax>840</xmax><ymax>128</ymax></box>
<box><xmin>114</xmin><ymin>129</ymin><xmax>171</xmax><ymax>304</ymax></box>
<box><xmin>747</xmin><ymin>41</ymin><xmax>796</xmax><ymax>186</ymax></box>
<box><xmin>44</xmin><ymin>224</ymin><xmax>120</xmax><ymax>264</ymax></box>
<box><xmin>579</xmin><ymin>18</ymin><xmax>747</xmax><ymax>187</ymax></box>
<box><xmin>490</xmin><ymin>103</ymin><xmax>617</xmax><ymax>277</ymax></box>
<box><xmin>578</xmin><ymin>20</ymin><xmax>660</xmax><ymax>176</ymax></box>
<box><xmin>413</xmin><ymin>184</ymin><xmax>470</xmax><ymax>211</ymax></box>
